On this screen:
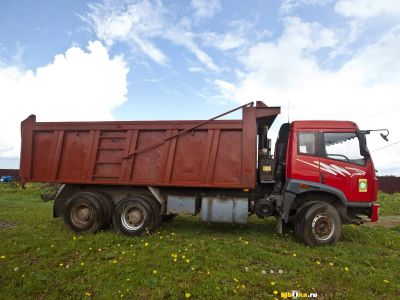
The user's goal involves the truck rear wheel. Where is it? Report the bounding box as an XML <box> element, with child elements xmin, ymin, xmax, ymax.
<box><xmin>113</xmin><ymin>196</ymin><xmax>154</xmax><ymax>236</ymax></box>
<box><xmin>136</xmin><ymin>195</ymin><xmax>161</xmax><ymax>232</ymax></box>
<box><xmin>64</xmin><ymin>192</ymin><xmax>103</xmax><ymax>234</ymax></box>
<box><xmin>92</xmin><ymin>192</ymin><xmax>114</xmax><ymax>230</ymax></box>
<box><xmin>298</xmin><ymin>202</ymin><xmax>342</xmax><ymax>247</ymax></box>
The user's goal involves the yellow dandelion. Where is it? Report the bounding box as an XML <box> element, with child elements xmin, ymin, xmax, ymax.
<box><xmin>173</xmin><ymin>258</ymin><xmax>177</xmax><ymax>262</ymax></box>
<box><xmin>182</xmin><ymin>255</ymin><xmax>186</xmax><ymax>259</ymax></box>
<box><xmin>244</xmin><ymin>241</ymin><xmax>249</xmax><ymax>245</ymax></box>
<box><xmin>0</xmin><ymin>255</ymin><xmax>5</xmax><ymax>259</ymax></box>
<box><xmin>191</xmin><ymin>267</ymin><xmax>195</xmax><ymax>271</ymax></box>
<box><xmin>73</xmin><ymin>236</ymin><xmax>77</xmax><ymax>240</ymax></box>
<box><xmin>112</xmin><ymin>260</ymin><xmax>117</xmax><ymax>264</ymax></box>
<box><xmin>233</xmin><ymin>289</ymin><xmax>237</xmax><ymax>294</ymax></box>
<box><xmin>344</xmin><ymin>267</ymin><xmax>349</xmax><ymax>272</ymax></box>
<box><xmin>185</xmin><ymin>292</ymin><xmax>191</xmax><ymax>298</ymax></box>
<box><xmin>292</xmin><ymin>253</ymin><xmax>297</xmax><ymax>257</ymax></box>
<box><xmin>80</xmin><ymin>262</ymin><xmax>84</xmax><ymax>266</ymax></box>
<box><xmin>270</xmin><ymin>282</ymin><xmax>276</xmax><ymax>286</ymax></box>
<box><xmin>241</xmin><ymin>284</ymin><xmax>246</xmax><ymax>289</ymax></box>
<box><xmin>144</xmin><ymin>242</ymin><xmax>149</xmax><ymax>247</ymax></box>
<box><xmin>316</xmin><ymin>261</ymin><xmax>321</xmax><ymax>265</ymax></box>
<box><xmin>85</xmin><ymin>292</ymin><xmax>91</xmax><ymax>297</ymax></box>
<box><xmin>186</xmin><ymin>259</ymin><xmax>190</xmax><ymax>263</ymax></box>
<box><xmin>50</xmin><ymin>244</ymin><xmax>55</xmax><ymax>248</ymax></box>
<box><xmin>207</xmin><ymin>271</ymin><xmax>210</xmax><ymax>275</ymax></box>
<box><xmin>153</xmin><ymin>270</ymin><xmax>157</xmax><ymax>274</ymax></box>
<box><xmin>122</xmin><ymin>251</ymin><xmax>126</xmax><ymax>255</ymax></box>
<box><xmin>117</xmin><ymin>243</ymin><xmax>120</xmax><ymax>247</ymax></box>
<box><xmin>234</xmin><ymin>278</ymin><xmax>239</xmax><ymax>282</ymax></box>
<box><xmin>273</xmin><ymin>290</ymin><xmax>278</xmax><ymax>295</ymax></box>
<box><xmin>383</xmin><ymin>279</ymin><xmax>389</xmax><ymax>283</ymax></box>
<box><xmin>127</xmin><ymin>278</ymin><xmax>130</xmax><ymax>281</ymax></box>
<box><xmin>329</xmin><ymin>262</ymin><xmax>334</xmax><ymax>266</ymax></box>
<box><xmin>59</xmin><ymin>263</ymin><xmax>64</xmax><ymax>267</ymax></box>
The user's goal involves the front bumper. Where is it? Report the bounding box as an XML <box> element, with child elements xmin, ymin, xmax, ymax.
<box><xmin>370</xmin><ymin>203</ymin><xmax>380</xmax><ymax>222</ymax></box>
<box><xmin>346</xmin><ymin>202</ymin><xmax>380</xmax><ymax>223</ymax></box>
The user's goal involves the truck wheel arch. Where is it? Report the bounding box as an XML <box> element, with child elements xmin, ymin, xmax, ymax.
<box><xmin>282</xmin><ymin>179</ymin><xmax>347</xmax><ymax>223</ymax></box>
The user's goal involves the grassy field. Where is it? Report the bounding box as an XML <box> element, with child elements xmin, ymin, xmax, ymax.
<box><xmin>0</xmin><ymin>185</ymin><xmax>399</xmax><ymax>299</ymax></box>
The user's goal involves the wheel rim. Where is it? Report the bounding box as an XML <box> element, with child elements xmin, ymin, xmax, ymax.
<box><xmin>311</xmin><ymin>213</ymin><xmax>334</xmax><ymax>241</ymax></box>
<box><xmin>121</xmin><ymin>204</ymin><xmax>146</xmax><ymax>231</ymax></box>
<box><xmin>71</xmin><ymin>203</ymin><xmax>93</xmax><ymax>229</ymax></box>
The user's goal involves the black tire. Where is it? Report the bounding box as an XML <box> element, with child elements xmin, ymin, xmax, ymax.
<box><xmin>162</xmin><ymin>214</ymin><xmax>177</xmax><ymax>222</ymax></box>
<box><xmin>136</xmin><ymin>195</ymin><xmax>161</xmax><ymax>233</ymax></box>
<box><xmin>93</xmin><ymin>192</ymin><xmax>114</xmax><ymax>230</ymax></box>
<box><xmin>299</xmin><ymin>202</ymin><xmax>342</xmax><ymax>247</ymax></box>
<box><xmin>293</xmin><ymin>201</ymin><xmax>318</xmax><ymax>243</ymax></box>
<box><xmin>63</xmin><ymin>192</ymin><xmax>103</xmax><ymax>234</ymax></box>
<box><xmin>113</xmin><ymin>196</ymin><xmax>154</xmax><ymax>236</ymax></box>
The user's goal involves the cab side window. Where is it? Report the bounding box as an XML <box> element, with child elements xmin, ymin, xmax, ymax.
<box><xmin>298</xmin><ymin>132</ymin><xmax>317</xmax><ymax>155</ymax></box>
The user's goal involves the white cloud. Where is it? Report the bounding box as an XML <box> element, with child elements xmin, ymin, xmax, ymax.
<box><xmin>84</xmin><ymin>0</ymin><xmax>219</xmax><ymax>71</ymax></box>
<box><xmin>84</xmin><ymin>0</ymin><xmax>168</xmax><ymax>65</ymax></box>
<box><xmin>0</xmin><ymin>41</ymin><xmax>128</xmax><ymax>158</ymax></box>
<box><xmin>191</xmin><ymin>0</ymin><xmax>221</xmax><ymax>20</ymax></box>
<box><xmin>202</xmin><ymin>32</ymin><xmax>247</xmax><ymax>51</ymax></box>
<box><xmin>165</xmin><ymin>20</ymin><xmax>219</xmax><ymax>72</ymax></box>
<box><xmin>281</xmin><ymin>0</ymin><xmax>333</xmax><ymax>13</ymax></box>
<box><xmin>214</xmin><ymin>17</ymin><xmax>400</xmax><ymax>174</ymax></box>
<box><xmin>335</xmin><ymin>0</ymin><xmax>400</xmax><ymax>19</ymax></box>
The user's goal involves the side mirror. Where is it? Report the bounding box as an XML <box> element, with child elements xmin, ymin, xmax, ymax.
<box><xmin>357</xmin><ymin>132</ymin><xmax>370</xmax><ymax>158</ymax></box>
<box><xmin>380</xmin><ymin>132</ymin><xmax>389</xmax><ymax>141</ymax></box>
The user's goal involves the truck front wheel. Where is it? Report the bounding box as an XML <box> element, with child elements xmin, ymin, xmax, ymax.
<box><xmin>297</xmin><ymin>202</ymin><xmax>342</xmax><ymax>247</ymax></box>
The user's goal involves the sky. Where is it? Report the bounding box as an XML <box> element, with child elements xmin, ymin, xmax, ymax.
<box><xmin>0</xmin><ymin>0</ymin><xmax>399</xmax><ymax>175</ymax></box>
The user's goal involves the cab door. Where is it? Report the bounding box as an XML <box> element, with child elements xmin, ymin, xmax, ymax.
<box><xmin>288</xmin><ymin>130</ymin><xmax>321</xmax><ymax>184</ymax></box>
<box><xmin>319</xmin><ymin>131</ymin><xmax>372</xmax><ymax>202</ymax></box>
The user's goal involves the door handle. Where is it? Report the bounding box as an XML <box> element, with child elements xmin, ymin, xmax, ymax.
<box><xmin>320</xmin><ymin>173</ymin><xmax>325</xmax><ymax>184</ymax></box>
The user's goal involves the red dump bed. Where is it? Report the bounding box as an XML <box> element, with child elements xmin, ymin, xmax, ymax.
<box><xmin>20</xmin><ymin>102</ymin><xmax>280</xmax><ymax>189</ymax></box>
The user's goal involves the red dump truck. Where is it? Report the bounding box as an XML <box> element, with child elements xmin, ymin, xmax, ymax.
<box><xmin>19</xmin><ymin>101</ymin><xmax>385</xmax><ymax>246</ymax></box>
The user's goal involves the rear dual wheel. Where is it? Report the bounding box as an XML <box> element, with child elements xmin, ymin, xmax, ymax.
<box><xmin>64</xmin><ymin>192</ymin><xmax>113</xmax><ymax>234</ymax></box>
<box><xmin>113</xmin><ymin>195</ymin><xmax>161</xmax><ymax>236</ymax></box>
<box><xmin>294</xmin><ymin>202</ymin><xmax>341</xmax><ymax>247</ymax></box>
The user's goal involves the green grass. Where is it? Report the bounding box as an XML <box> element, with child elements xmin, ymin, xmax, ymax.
<box><xmin>378</xmin><ymin>193</ymin><xmax>400</xmax><ymax>216</ymax></box>
<box><xmin>0</xmin><ymin>186</ymin><xmax>399</xmax><ymax>299</ymax></box>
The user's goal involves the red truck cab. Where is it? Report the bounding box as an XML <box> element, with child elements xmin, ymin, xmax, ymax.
<box><xmin>272</xmin><ymin>120</ymin><xmax>380</xmax><ymax>244</ymax></box>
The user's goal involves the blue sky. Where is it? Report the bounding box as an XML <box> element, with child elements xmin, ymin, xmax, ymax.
<box><xmin>0</xmin><ymin>0</ymin><xmax>399</xmax><ymax>174</ymax></box>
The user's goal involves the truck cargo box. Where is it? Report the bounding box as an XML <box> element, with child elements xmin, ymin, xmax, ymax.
<box><xmin>20</xmin><ymin>102</ymin><xmax>279</xmax><ymax>189</ymax></box>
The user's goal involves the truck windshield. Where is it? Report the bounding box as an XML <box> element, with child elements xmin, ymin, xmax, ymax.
<box><xmin>323</xmin><ymin>132</ymin><xmax>365</xmax><ymax>165</ymax></box>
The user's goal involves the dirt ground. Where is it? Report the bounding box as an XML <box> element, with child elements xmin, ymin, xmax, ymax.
<box><xmin>366</xmin><ymin>215</ymin><xmax>400</xmax><ymax>228</ymax></box>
